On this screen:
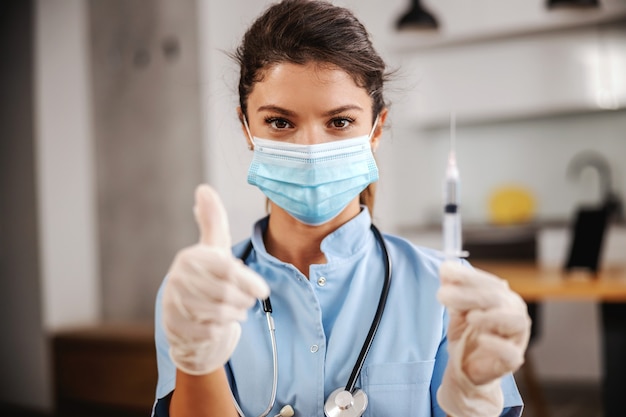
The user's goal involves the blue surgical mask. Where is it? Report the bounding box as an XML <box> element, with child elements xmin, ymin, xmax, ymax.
<box><xmin>244</xmin><ymin>118</ymin><xmax>379</xmax><ymax>226</ymax></box>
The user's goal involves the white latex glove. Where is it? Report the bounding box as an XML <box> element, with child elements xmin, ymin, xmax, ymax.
<box><xmin>162</xmin><ymin>184</ymin><xmax>270</xmax><ymax>375</ymax></box>
<box><xmin>436</xmin><ymin>261</ymin><xmax>531</xmax><ymax>417</ymax></box>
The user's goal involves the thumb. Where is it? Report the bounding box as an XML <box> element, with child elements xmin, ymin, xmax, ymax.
<box><xmin>193</xmin><ymin>184</ymin><xmax>232</xmax><ymax>249</ymax></box>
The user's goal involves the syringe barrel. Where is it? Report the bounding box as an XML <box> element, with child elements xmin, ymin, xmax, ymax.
<box><xmin>445</xmin><ymin>179</ymin><xmax>458</xmax><ymax>205</ymax></box>
<box><xmin>443</xmin><ymin>211</ymin><xmax>463</xmax><ymax>258</ymax></box>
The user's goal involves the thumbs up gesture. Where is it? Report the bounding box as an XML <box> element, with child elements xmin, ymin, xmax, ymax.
<box><xmin>162</xmin><ymin>185</ymin><xmax>270</xmax><ymax>375</ymax></box>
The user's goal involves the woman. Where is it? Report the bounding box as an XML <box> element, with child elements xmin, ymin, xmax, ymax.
<box><xmin>153</xmin><ymin>1</ymin><xmax>530</xmax><ymax>416</ymax></box>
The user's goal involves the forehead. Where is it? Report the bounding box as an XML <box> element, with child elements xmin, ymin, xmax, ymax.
<box><xmin>247</xmin><ymin>62</ymin><xmax>373</xmax><ymax>112</ymax></box>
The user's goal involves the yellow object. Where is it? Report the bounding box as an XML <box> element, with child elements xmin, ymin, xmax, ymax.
<box><xmin>488</xmin><ymin>186</ymin><xmax>536</xmax><ymax>225</ymax></box>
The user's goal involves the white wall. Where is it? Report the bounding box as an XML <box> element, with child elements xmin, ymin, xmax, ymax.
<box><xmin>198</xmin><ymin>0</ymin><xmax>626</xmax><ymax>383</ymax></box>
<box><xmin>197</xmin><ymin>0</ymin><xmax>269</xmax><ymax>243</ymax></box>
<box><xmin>89</xmin><ymin>0</ymin><xmax>204</xmax><ymax>321</ymax></box>
<box><xmin>35</xmin><ymin>0</ymin><xmax>101</xmax><ymax>330</ymax></box>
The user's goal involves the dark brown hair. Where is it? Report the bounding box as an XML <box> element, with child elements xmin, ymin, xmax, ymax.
<box><xmin>234</xmin><ymin>0</ymin><xmax>389</xmax><ymax>214</ymax></box>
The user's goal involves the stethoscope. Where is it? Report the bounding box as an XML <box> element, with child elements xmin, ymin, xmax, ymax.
<box><xmin>230</xmin><ymin>224</ymin><xmax>392</xmax><ymax>417</ymax></box>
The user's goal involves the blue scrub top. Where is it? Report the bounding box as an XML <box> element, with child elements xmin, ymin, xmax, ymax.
<box><xmin>152</xmin><ymin>208</ymin><xmax>523</xmax><ymax>417</ymax></box>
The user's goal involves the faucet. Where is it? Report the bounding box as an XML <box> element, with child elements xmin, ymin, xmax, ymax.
<box><xmin>567</xmin><ymin>150</ymin><xmax>624</xmax><ymax>223</ymax></box>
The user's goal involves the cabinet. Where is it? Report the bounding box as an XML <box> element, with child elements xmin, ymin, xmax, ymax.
<box><xmin>52</xmin><ymin>323</ymin><xmax>156</xmax><ymax>417</ymax></box>
<box><xmin>387</xmin><ymin>6</ymin><xmax>626</xmax><ymax>128</ymax></box>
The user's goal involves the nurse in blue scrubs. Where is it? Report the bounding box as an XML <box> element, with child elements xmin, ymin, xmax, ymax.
<box><xmin>152</xmin><ymin>1</ymin><xmax>531</xmax><ymax>416</ymax></box>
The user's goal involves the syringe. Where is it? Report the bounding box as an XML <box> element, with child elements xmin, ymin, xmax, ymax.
<box><xmin>443</xmin><ymin>113</ymin><xmax>468</xmax><ymax>260</ymax></box>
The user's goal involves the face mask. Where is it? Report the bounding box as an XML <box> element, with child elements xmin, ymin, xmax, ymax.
<box><xmin>244</xmin><ymin>117</ymin><xmax>379</xmax><ymax>226</ymax></box>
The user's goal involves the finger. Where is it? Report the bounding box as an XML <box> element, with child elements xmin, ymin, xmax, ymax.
<box><xmin>440</xmin><ymin>261</ymin><xmax>508</xmax><ymax>290</ymax></box>
<box><xmin>181</xmin><ymin>247</ymin><xmax>270</xmax><ymax>301</ymax></box>
<box><xmin>446</xmin><ymin>310</ymin><xmax>469</xmax><ymax>342</ymax></box>
<box><xmin>437</xmin><ymin>284</ymin><xmax>504</xmax><ymax>311</ymax></box>
<box><xmin>168</xmin><ymin>279</ymin><xmax>253</xmax><ymax>322</ymax></box>
<box><xmin>164</xmin><ymin>315</ymin><xmax>238</xmax><ymax>347</ymax></box>
<box><xmin>184</xmin><ymin>269</ymin><xmax>260</xmax><ymax>311</ymax></box>
<box><xmin>163</xmin><ymin>281</ymin><xmax>252</xmax><ymax>339</ymax></box>
<box><xmin>463</xmin><ymin>333</ymin><xmax>525</xmax><ymax>385</ymax></box>
<box><xmin>438</xmin><ymin>262</ymin><xmax>513</xmax><ymax>311</ymax></box>
<box><xmin>194</xmin><ymin>184</ymin><xmax>232</xmax><ymax>249</ymax></box>
<box><xmin>229</xmin><ymin>260</ymin><xmax>271</xmax><ymax>299</ymax></box>
<box><xmin>466</xmin><ymin>308</ymin><xmax>531</xmax><ymax>339</ymax></box>
<box><xmin>438</xmin><ymin>283</ymin><xmax>524</xmax><ymax>313</ymax></box>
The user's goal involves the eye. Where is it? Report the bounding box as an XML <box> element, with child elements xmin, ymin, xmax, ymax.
<box><xmin>330</xmin><ymin>117</ymin><xmax>354</xmax><ymax>129</ymax></box>
<box><xmin>265</xmin><ymin>117</ymin><xmax>292</xmax><ymax>130</ymax></box>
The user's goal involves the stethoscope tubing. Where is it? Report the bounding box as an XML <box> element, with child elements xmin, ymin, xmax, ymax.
<box><xmin>231</xmin><ymin>309</ymin><xmax>278</xmax><ymax>417</ymax></box>
<box><xmin>344</xmin><ymin>224</ymin><xmax>392</xmax><ymax>393</ymax></box>
<box><xmin>232</xmin><ymin>223</ymin><xmax>392</xmax><ymax>417</ymax></box>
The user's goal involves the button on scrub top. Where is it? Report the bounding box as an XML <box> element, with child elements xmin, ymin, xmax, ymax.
<box><xmin>152</xmin><ymin>208</ymin><xmax>523</xmax><ymax>417</ymax></box>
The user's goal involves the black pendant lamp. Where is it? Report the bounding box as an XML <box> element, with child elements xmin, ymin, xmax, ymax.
<box><xmin>547</xmin><ymin>0</ymin><xmax>600</xmax><ymax>8</ymax></box>
<box><xmin>396</xmin><ymin>0</ymin><xmax>439</xmax><ymax>30</ymax></box>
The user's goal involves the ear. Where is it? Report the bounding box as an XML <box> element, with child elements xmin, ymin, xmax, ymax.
<box><xmin>237</xmin><ymin>106</ymin><xmax>254</xmax><ymax>150</ymax></box>
<box><xmin>370</xmin><ymin>108</ymin><xmax>388</xmax><ymax>152</ymax></box>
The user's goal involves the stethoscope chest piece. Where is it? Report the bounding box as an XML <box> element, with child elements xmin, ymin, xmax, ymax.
<box><xmin>324</xmin><ymin>388</ymin><xmax>368</xmax><ymax>417</ymax></box>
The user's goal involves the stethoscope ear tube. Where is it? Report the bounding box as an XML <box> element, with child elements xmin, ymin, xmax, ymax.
<box><xmin>343</xmin><ymin>224</ymin><xmax>392</xmax><ymax>394</ymax></box>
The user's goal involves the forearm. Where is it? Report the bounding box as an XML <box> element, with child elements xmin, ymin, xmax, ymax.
<box><xmin>170</xmin><ymin>368</ymin><xmax>238</xmax><ymax>417</ymax></box>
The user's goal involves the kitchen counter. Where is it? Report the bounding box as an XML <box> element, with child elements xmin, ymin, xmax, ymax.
<box><xmin>472</xmin><ymin>261</ymin><xmax>626</xmax><ymax>302</ymax></box>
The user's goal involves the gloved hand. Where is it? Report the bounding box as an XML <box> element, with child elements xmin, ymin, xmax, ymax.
<box><xmin>162</xmin><ymin>184</ymin><xmax>270</xmax><ymax>375</ymax></box>
<box><xmin>436</xmin><ymin>261</ymin><xmax>531</xmax><ymax>417</ymax></box>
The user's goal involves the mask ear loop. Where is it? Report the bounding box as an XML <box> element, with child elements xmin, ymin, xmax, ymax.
<box><xmin>369</xmin><ymin>115</ymin><xmax>380</xmax><ymax>138</ymax></box>
<box><xmin>369</xmin><ymin>114</ymin><xmax>381</xmax><ymax>152</ymax></box>
<box><xmin>243</xmin><ymin>115</ymin><xmax>272</xmax><ymax>214</ymax></box>
<box><xmin>242</xmin><ymin>115</ymin><xmax>255</xmax><ymax>150</ymax></box>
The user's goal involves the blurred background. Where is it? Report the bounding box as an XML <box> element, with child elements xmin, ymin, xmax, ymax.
<box><xmin>1</xmin><ymin>0</ymin><xmax>625</xmax><ymax>416</ymax></box>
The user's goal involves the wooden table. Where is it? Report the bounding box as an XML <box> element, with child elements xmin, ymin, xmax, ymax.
<box><xmin>472</xmin><ymin>261</ymin><xmax>626</xmax><ymax>302</ymax></box>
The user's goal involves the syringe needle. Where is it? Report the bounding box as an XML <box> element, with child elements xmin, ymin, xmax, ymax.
<box><xmin>443</xmin><ymin>111</ymin><xmax>468</xmax><ymax>260</ymax></box>
<box><xmin>450</xmin><ymin>112</ymin><xmax>456</xmax><ymax>155</ymax></box>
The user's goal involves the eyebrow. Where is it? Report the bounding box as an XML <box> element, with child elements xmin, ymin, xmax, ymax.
<box><xmin>322</xmin><ymin>105</ymin><xmax>364</xmax><ymax>117</ymax></box>
<box><xmin>256</xmin><ymin>104</ymin><xmax>365</xmax><ymax>117</ymax></box>
<box><xmin>256</xmin><ymin>105</ymin><xmax>297</xmax><ymax>117</ymax></box>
